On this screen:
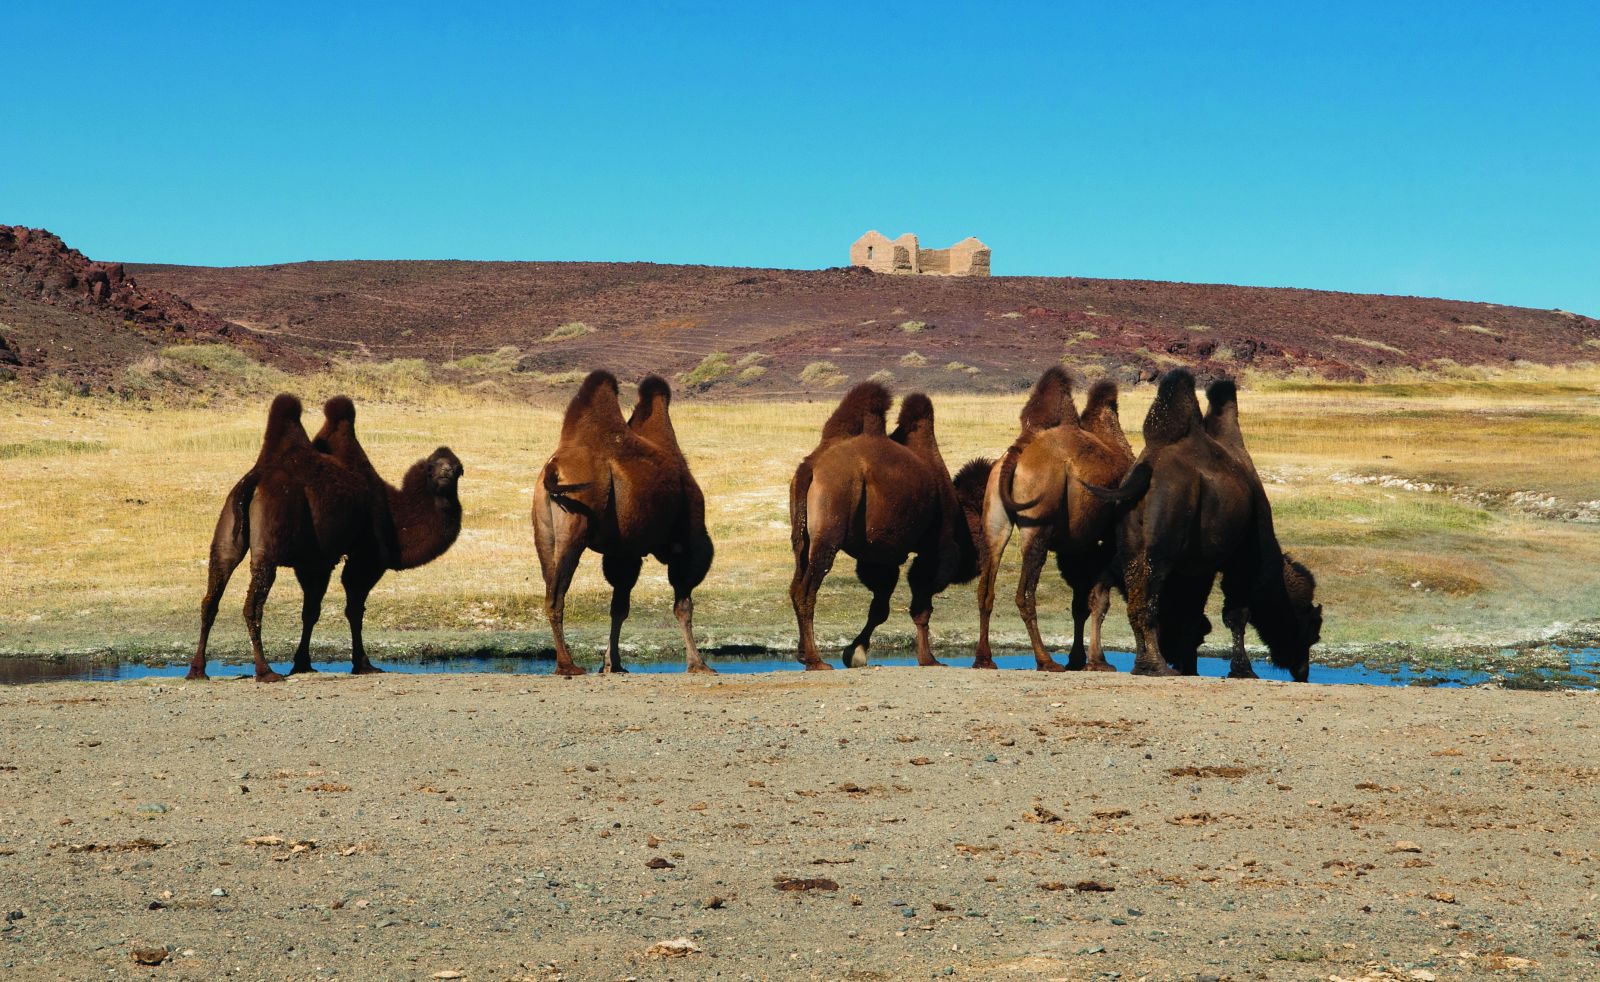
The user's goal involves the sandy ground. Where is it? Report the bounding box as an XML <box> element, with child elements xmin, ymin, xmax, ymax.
<box><xmin>2</xmin><ymin>670</ymin><xmax>1597</xmax><ymax>981</ymax></box>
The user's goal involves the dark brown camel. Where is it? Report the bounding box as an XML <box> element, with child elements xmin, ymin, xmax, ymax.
<box><xmin>970</xmin><ymin>367</ymin><xmax>1134</xmax><ymax>671</ymax></box>
<box><xmin>189</xmin><ymin>395</ymin><xmax>464</xmax><ymax>681</ymax></box>
<box><xmin>533</xmin><ymin>371</ymin><xmax>714</xmax><ymax>676</ymax></box>
<box><xmin>788</xmin><ymin>383</ymin><xmax>982</xmax><ymax>670</ymax></box>
<box><xmin>1090</xmin><ymin>370</ymin><xmax>1321</xmax><ymax>680</ymax></box>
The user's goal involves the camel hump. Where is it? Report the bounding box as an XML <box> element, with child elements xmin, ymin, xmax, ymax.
<box><xmin>260</xmin><ymin>393</ymin><xmax>310</xmax><ymax>459</ymax></box>
<box><xmin>1142</xmin><ymin>369</ymin><xmax>1202</xmax><ymax>447</ymax></box>
<box><xmin>560</xmin><ymin>370</ymin><xmax>627</xmax><ymax>441</ymax></box>
<box><xmin>895</xmin><ymin>392</ymin><xmax>935</xmax><ymax>431</ymax></box>
<box><xmin>1082</xmin><ymin>379</ymin><xmax>1118</xmax><ymax>418</ymax></box>
<box><xmin>821</xmin><ymin>382</ymin><xmax>892</xmax><ymax>443</ymax></box>
<box><xmin>322</xmin><ymin>395</ymin><xmax>356</xmax><ymax>425</ymax></box>
<box><xmin>1205</xmin><ymin>378</ymin><xmax>1238</xmax><ymax>414</ymax></box>
<box><xmin>636</xmin><ymin>374</ymin><xmax>672</xmax><ymax>405</ymax></box>
<box><xmin>1020</xmin><ymin>366</ymin><xmax>1079</xmax><ymax>433</ymax></box>
<box><xmin>953</xmin><ymin>458</ymin><xmax>992</xmax><ymax>513</ymax></box>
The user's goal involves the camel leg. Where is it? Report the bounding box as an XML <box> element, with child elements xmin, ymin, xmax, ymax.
<box><xmin>906</xmin><ymin>553</ymin><xmax>944</xmax><ymax>667</ymax></box>
<box><xmin>972</xmin><ymin>495</ymin><xmax>1013</xmax><ymax>670</ymax></box>
<box><xmin>1082</xmin><ymin>580</ymin><xmax>1116</xmax><ymax>672</ymax></box>
<box><xmin>340</xmin><ymin>559</ymin><xmax>387</xmax><ymax>675</ymax></box>
<box><xmin>1224</xmin><ymin>605</ymin><xmax>1257</xmax><ymax>679</ymax></box>
<box><xmin>844</xmin><ymin>561</ymin><xmax>899</xmax><ymax>669</ymax></box>
<box><xmin>535</xmin><ymin>499</ymin><xmax>590</xmax><ymax>678</ymax></box>
<box><xmin>668</xmin><ymin>532</ymin><xmax>716</xmax><ymax>674</ymax></box>
<box><xmin>241</xmin><ymin>561</ymin><xmax>283</xmax><ymax>683</ymax></box>
<box><xmin>1125</xmin><ymin>556</ymin><xmax>1179</xmax><ymax>677</ymax></box>
<box><xmin>1013</xmin><ymin>527</ymin><xmax>1062</xmax><ymax>672</ymax></box>
<box><xmin>289</xmin><ymin>564</ymin><xmax>332</xmax><ymax>675</ymax></box>
<box><xmin>188</xmin><ymin>520</ymin><xmax>249</xmax><ymax>681</ymax></box>
<box><xmin>600</xmin><ymin>552</ymin><xmax>641</xmax><ymax>675</ymax></box>
<box><xmin>790</xmin><ymin>520</ymin><xmax>841</xmax><ymax>672</ymax></box>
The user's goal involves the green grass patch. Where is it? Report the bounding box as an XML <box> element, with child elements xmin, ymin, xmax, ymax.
<box><xmin>899</xmin><ymin>320</ymin><xmax>927</xmax><ymax>333</ymax></box>
<box><xmin>799</xmin><ymin>361</ymin><xmax>846</xmax><ymax>387</ymax></box>
<box><xmin>900</xmin><ymin>351</ymin><xmax>928</xmax><ymax>367</ymax></box>
<box><xmin>684</xmin><ymin>352</ymin><xmax>733</xmax><ymax>389</ymax></box>
<box><xmin>0</xmin><ymin>439</ymin><xmax>108</xmax><ymax>460</ymax></box>
<box><xmin>445</xmin><ymin>346</ymin><xmax>521</xmax><ymax>373</ymax></box>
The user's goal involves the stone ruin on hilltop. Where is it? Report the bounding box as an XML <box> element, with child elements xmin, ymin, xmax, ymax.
<box><xmin>849</xmin><ymin>231</ymin><xmax>990</xmax><ymax>276</ymax></box>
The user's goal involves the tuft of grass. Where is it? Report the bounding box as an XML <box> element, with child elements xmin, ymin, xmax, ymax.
<box><xmin>899</xmin><ymin>320</ymin><xmax>927</xmax><ymax>333</ymax></box>
<box><xmin>1583</xmin><ymin>338</ymin><xmax>1600</xmax><ymax>350</ymax></box>
<box><xmin>867</xmin><ymin>369</ymin><xmax>895</xmax><ymax>385</ymax></box>
<box><xmin>736</xmin><ymin>365</ymin><xmax>766</xmax><ymax>384</ymax></box>
<box><xmin>1186</xmin><ymin>324</ymin><xmax>1211</xmax><ymax>332</ymax></box>
<box><xmin>683</xmin><ymin>352</ymin><xmax>733</xmax><ymax>389</ymax></box>
<box><xmin>526</xmin><ymin>370</ymin><xmax>589</xmax><ymax>386</ymax></box>
<box><xmin>1335</xmin><ymin>335</ymin><xmax>1407</xmax><ymax>356</ymax></box>
<box><xmin>735</xmin><ymin>352</ymin><xmax>768</xmax><ymax>369</ymax></box>
<box><xmin>327</xmin><ymin>359</ymin><xmax>435</xmax><ymax>402</ymax></box>
<box><xmin>945</xmin><ymin>361</ymin><xmax>981</xmax><ymax>374</ymax></box>
<box><xmin>445</xmin><ymin>346</ymin><xmax>521</xmax><ymax>373</ymax></box>
<box><xmin>543</xmin><ymin>322</ymin><xmax>593</xmax><ymax>342</ymax></box>
<box><xmin>799</xmin><ymin>361</ymin><xmax>846</xmax><ymax>387</ymax></box>
<box><xmin>999</xmin><ymin>311</ymin><xmax>1022</xmax><ymax>319</ymax></box>
<box><xmin>900</xmin><ymin>351</ymin><xmax>928</xmax><ymax>367</ymax></box>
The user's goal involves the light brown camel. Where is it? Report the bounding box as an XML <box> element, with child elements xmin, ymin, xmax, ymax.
<box><xmin>1089</xmin><ymin>370</ymin><xmax>1321</xmax><ymax>680</ymax></box>
<box><xmin>971</xmin><ymin>367</ymin><xmax>1135</xmax><ymax>671</ymax></box>
<box><xmin>188</xmin><ymin>395</ymin><xmax>464</xmax><ymax>681</ymax></box>
<box><xmin>788</xmin><ymin>383</ymin><xmax>983</xmax><ymax>670</ymax></box>
<box><xmin>533</xmin><ymin>371</ymin><xmax>714</xmax><ymax>676</ymax></box>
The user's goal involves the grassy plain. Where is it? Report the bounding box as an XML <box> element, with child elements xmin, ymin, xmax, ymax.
<box><xmin>2</xmin><ymin>358</ymin><xmax>1599</xmax><ymax>668</ymax></box>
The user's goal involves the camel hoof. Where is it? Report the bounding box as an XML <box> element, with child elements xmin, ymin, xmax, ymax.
<box><xmin>351</xmin><ymin>663</ymin><xmax>385</xmax><ymax>676</ymax></box>
<box><xmin>1132</xmin><ymin>664</ymin><xmax>1180</xmax><ymax>678</ymax></box>
<box><xmin>185</xmin><ymin>669</ymin><xmax>208</xmax><ymax>681</ymax></box>
<box><xmin>1085</xmin><ymin>661</ymin><xmax>1119</xmax><ymax>673</ymax></box>
<box><xmin>971</xmin><ymin>659</ymin><xmax>999</xmax><ymax>671</ymax></box>
<box><xmin>555</xmin><ymin>664</ymin><xmax>588</xmax><ymax>678</ymax></box>
<box><xmin>255</xmin><ymin>670</ymin><xmax>285</xmax><ymax>684</ymax></box>
<box><xmin>289</xmin><ymin>664</ymin><xmax>319</xmax><ymax>676</ymax></box>
<box><xmin>918</xmin><ymin>659</ymin><xmax>946</xmax><ymax>668</ymax></box>
<box><xmin>601</xmin><ymin>665</ymin><xmax>630</xmax><ymax>675</ymax></box>
<box><xmin>1035</xmin><ymin>660</ymin><xmax>1067</xmax><ymax>672</ymax></box>
<box><xmin>687</xmin><ymin>663</ymin><xmax>718</xmax><ymax>675</ymax></box>
<box><xmin>802</xmin><ymin>661</ymin><xmax>834</xmax><ymax>671</ymax></box>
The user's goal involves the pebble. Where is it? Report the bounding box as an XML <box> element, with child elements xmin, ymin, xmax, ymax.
<box><xmin>136</xmin><ymin>803</ymin><xmax>168</xmax><ymax>814</ymax></box>
<box><xmin>211</xmin><ymin>888</ymin><xmax>227</xmax><ymax>897</ymax></box>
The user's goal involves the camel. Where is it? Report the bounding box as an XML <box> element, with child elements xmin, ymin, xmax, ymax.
<box><xmin>188</xmin><ymin>395</ymin><xmax>464</xmax><ymax>681</ymax></box>
<box><xmin>971</xmin><ymin>367</ymin><xmax>1134</xmax><ymax>671</ymax></box>
<box><xmin>533</xmin><ymin>372</ymin><xmax>714</xmax><ymax>676</ymax></box>
<box><xmin>1090</xmin><ymin>370</ymin><xmax>1321</xmax><ymax>680</ymax></box>
<box><xmin>788</xmin><ymin>383</ymin><xmax>983</xmax><ymax>670</ymax></box>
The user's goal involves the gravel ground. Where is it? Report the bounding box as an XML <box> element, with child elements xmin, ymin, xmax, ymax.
<box><xmin>2</xmin><ymin>670</ymin><xmax>1597</xmax><ymax>981</ymax></box>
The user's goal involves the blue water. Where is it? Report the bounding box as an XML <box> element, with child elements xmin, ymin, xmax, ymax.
<box><xmin>5</xmin><ymin>647</ymin><xmax>1596</xmax><ymax>688</ymax></box>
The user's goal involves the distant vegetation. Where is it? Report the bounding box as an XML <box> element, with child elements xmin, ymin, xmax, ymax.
<box><xmin>543</xmin><ymin>322</ymin><xmax>593</xmax><ymax>342</ymax></box>
<box><xmin>799</xmin><ymin>361</ymin><xmax>846</xmax><ymax>387</ymax></box>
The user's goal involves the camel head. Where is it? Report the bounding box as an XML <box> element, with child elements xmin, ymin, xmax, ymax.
<box><xmin>1270</xmin><ymin>554</ymin><xmax>1322</xmax><ymax>682</ymax></box>
<box><xmin>416</xmin><ymin>447</ymin><xmax>465</xmax><ymax>500</ymax></box>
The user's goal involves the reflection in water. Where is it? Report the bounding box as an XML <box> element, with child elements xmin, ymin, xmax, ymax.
<box><xmin>2</xmin><ymin>648</ymin><xmax>1596</xmax><ymax>688</ymax></box>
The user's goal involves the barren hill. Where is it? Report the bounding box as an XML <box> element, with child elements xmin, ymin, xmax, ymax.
<box><xmin>6</xmin><ymin>225</ymin><xmax>1597</xmax><ymax>394</ymax></box>
<box><xmin>0</xmin><ymin>226</ymin><xmax>283</xmax><ymax>387</ymax></box>
<box><xmin>129</xmin><ymin>258</ymin><xmax>1600</xmax><ymax>394</ymax></box>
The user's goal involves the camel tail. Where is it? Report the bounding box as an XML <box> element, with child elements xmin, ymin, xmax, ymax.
<box><xmin>1082</xmin><ymin>460</ymin><xmax>1152</xmax><ymax>505</ymax></box>
<box><xmin>211</xmin><ymin>469</ymin><xmax>258</xmax><ymax>565</ymax></box>
<box><xmin>995</xmin><ymin>441</ymin><xmax>1042</xmax><ymax>513</ymax></box>
<box><xmin>789</xmin><ymin>461</ymin><xmax>814</xmax><ymax>562</ymax></box>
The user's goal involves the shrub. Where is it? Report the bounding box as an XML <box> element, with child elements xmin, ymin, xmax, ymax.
<box><xmin>737</xmin><ymin>365</ymin><xmax>766</xmax><ymax>384</ymax></box>
<box><xmin>543</xmin><ymin>322</ymin><xmax>593</xmax><ymax>342</ymax></box>
<box><xmin>867</xmin><ymin>369</ymin><xmax>895</xmax><ymax>385</ymax></box>
<box><xmin>899</xmin><ymin>351</ymin><xmax>928</xmax><ymax>367</ymax></box>
<box><xmin>446</xmin><ymin>346</ymin><xmax>521</xmax><ymax>372</ymax></box>
<box><xmin>683</xmin><ymin>352</ymin><xmax>733</xmax><ymax>389</ymax></box>
<box><xmin>799</xmin><ymin>361</ymin><xmax>846</xmax><ymax>387</ymax></box>
<box><xmin>899</xmin><ymin>320</ymin><xmax>927</xmax><ymax>333</ymax></box>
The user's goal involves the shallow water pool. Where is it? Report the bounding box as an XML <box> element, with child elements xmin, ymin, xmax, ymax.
<box><xmin>3</xmin><ymin>647</ymin><xmax>1596</xmax><ymax>688</ymax></box>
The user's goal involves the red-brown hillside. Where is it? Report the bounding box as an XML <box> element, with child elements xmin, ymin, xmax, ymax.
<box><xmin>6</xmin><ymin>225</ymin><xmax>1597</xmax><ymax>394</ymax></box>
<box><xmin>129</xmin><ymin>258</ymin><xmax>1600</xmax><ymax>394</ymax></box>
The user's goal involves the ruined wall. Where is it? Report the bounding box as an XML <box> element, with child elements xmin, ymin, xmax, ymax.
<box><xmin>850</xmin><ymin>232</ymin><xmax>990</xmax><ymax>276</ymax></box>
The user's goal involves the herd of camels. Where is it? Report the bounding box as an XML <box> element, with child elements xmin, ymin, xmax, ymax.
<box><xmin>184</xmin><ymin>366</ymin><xmax>1323</xmax><ymax>684</ymax></box>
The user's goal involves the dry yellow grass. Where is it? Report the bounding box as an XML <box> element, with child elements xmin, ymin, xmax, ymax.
<box><xmin>3</xmin><ymin>368</ymin><xmax>1599</xmax><ymax>665</ymax></box>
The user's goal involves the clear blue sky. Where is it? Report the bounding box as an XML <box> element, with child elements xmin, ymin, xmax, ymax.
<box><xmin>3</xmin><ymin>2</ymin><xmax>1596</xmax><ymax>313</ymax></box>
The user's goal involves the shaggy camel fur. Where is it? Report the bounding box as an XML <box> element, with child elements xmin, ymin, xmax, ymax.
<box><xmin>1091</xmin><ymin>370</ymin><xmax>1321</xmax><ymax>680</ymax></box>
<box><xmin>789</xmin><ymin>383</ymin><xmax>983</xmax><ymax>670</ymax></box>
<box><xmin>971</xmin><ymin>367</ymin><xmax>1133</xmax><ymax>671</ymax></box>
<box><xmin>533</xmin><ymin>372</ymin><xmax>714</xmax><ymax>676</ymax></box>
<box><xmin>188</xmin><ymin>395</ymin><xmax>464</xmax><ymax>681</ymax></box>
